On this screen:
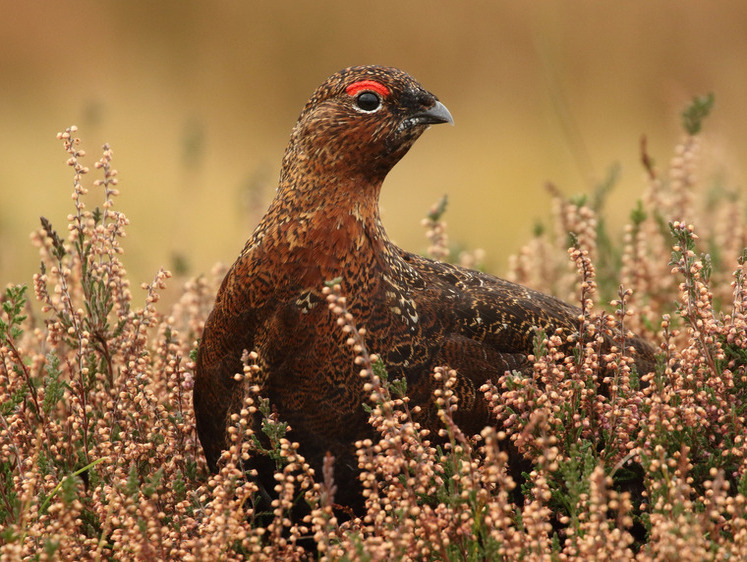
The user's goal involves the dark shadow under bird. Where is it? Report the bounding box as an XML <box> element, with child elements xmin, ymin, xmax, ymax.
<box><xmin>194</xmin><ymin>65</ymin><xmax>656</xmax><ymax>514</ymax></box>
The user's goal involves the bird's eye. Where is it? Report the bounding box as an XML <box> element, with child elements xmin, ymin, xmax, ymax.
<box><xmin>355</xmin><ymin>91</ymin><xmax>382</xmax><ymax>113</ymax></box>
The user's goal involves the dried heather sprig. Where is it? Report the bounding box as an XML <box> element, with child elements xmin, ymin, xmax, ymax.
<box><xmin>422</xmin><ymin>195</ymin><xmax>450</xmax><ymax>261</ymax></box>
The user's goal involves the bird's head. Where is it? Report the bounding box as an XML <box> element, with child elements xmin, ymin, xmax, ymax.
<box><xmin>283</xmin><ymin>65</ymin><xmax>453</xmax><ymax>184</ymax></box>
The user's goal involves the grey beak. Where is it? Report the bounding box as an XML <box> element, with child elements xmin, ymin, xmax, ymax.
<box><xmin>413</xmin><ymin>100</ymin><xmax>454</xmax><ymax>126</ymax></box>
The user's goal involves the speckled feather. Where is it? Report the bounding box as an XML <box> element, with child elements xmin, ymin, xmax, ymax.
<box><xmin>194</xmin><ymin>65</ymin><xmax>656</xmax><ymax>511</ymax></box>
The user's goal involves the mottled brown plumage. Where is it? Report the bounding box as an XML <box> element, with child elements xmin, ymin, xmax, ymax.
<box><xmin>194</xmin><ymin>65</ymin><xmax>656</xmax><ymax>511</ymax></box>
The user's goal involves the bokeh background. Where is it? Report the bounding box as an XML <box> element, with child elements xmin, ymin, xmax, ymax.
<box><xmin>2</xmin><ymin>1</ymin><xmax>746</xmax><ymax>289</ymax></box>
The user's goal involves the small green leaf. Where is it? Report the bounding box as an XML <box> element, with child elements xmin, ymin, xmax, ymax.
<box><xmin>738</xmin><ymin>471</ymin><xmax>747</xmax><ymax>497</ymax></box>
<box><xmin>40</xmin><ymin>217</ymin><xmax>66</xmax><ymax>261</ymax></box>
<box><xmin>427</xmin><ymin>194</ymin><xmax>449</xmax><ymax>221</ymax></box>
<box><xmin>630</xmin><ymin>200</ymin><xmax>647</xmax><ymax>226</ymax></box>
<box><xmin>43</xmin><ymin>354</ymin><xmax>65</xmax><ymax>414</ymax></box>
<box><xmin>682</xmin><ymin>93</ymin><xmax>714</xmax><ymax>135</ymax></box>
<box><xmin>371</xmin><ymin>356</ymin><xmax>388</xmax><ymax>382</ymax></box>
<box><xmin>61</xmin><ymin>474</ymin><xmax>78</xmax><ymax>505</ymax></box>
<box><xmin>125</xmin><ymin>464</ymin><xmax>139</xmax><ymax>497</ymax></box>
<box><xmin>44</xmin><ymin>538</ymin><xmax>60</xmax><ymax>558</ymax></box>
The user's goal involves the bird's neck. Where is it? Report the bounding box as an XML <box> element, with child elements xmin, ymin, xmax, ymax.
<box><xmin>252</xmin><ymin>172</ymin><xmax>390</xmax><ymax>263</ymax></box>
<box><xmin>277</xmin><ymin>172</ymin><xmax>383</xmax><ymax>220</ymax></box>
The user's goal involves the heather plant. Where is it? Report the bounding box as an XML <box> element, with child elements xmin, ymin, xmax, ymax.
<box><xmin>0</xmin><ymin>92</ymin><xmax>746</xmax><ymax>561</ymax></box>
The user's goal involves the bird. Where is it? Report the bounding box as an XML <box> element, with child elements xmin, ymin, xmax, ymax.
<box><xmin>193</xmin><ymin>65</ymin><xmax>656</xmax><ymax>513</ymax></box>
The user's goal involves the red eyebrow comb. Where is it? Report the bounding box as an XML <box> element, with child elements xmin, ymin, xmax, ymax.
<box><xmin>345</xmin><ymin>80</ymin><xmax>390</xmax><ymax>97</ymax></box>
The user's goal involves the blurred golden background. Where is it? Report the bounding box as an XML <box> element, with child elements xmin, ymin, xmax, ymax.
<box><xmin>2</xmin><ymin>1</ymin><xmax>746</xmax><ymax>288</ymax></box>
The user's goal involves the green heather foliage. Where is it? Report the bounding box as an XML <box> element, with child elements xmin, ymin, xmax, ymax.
<box><xmin>1</xmin><ymin>97</ymin><xmax>747</xmax><ymax>560</ymax></box>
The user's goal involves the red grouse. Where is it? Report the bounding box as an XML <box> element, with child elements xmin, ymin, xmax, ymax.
<box><xmin>194</xmin><ymin>65</ymin><xmax>655</xmax><ymax>510</ymax></box>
